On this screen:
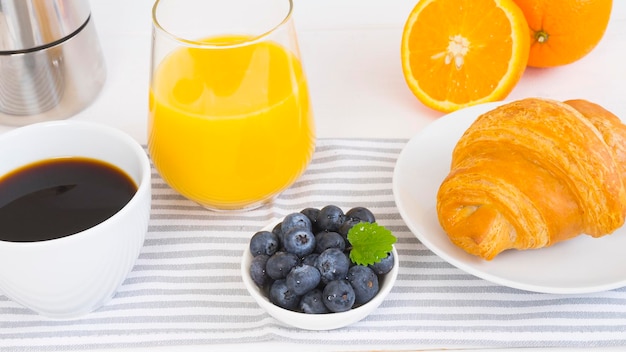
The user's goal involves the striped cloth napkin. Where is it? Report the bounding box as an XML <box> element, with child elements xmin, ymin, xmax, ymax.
<box><xmin>1</xmin><ymin>139</ymin><xmax>626</xmax><ymax>351</ymax></box>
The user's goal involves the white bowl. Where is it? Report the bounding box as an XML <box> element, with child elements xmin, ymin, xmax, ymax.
<box><xmin>0</xmin><ymin>120</ymin><xmax>151</xmax><ymax>319</ymax></box>
<box><xmin>241</xmin><ymin>223</ymin><xmax>399</xmax><ymax>330</ymax></box>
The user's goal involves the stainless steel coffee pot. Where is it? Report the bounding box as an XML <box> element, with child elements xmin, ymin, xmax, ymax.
<box><xmin>0</xmin><ymin>0</ymin><xmax>106</xmax><ymax>126</ymax></box>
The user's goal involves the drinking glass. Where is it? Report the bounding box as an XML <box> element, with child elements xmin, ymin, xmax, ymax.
<box><xmin>148</xmin><ymin>0</ymin><xmax>315</xmax><ymax>210</ymax></box>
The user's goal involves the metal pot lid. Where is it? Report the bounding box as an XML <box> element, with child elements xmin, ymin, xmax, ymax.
<box><xmin>0</xmin><ymin>0</ymin><xmax>91</xmax><ymax>53</ymax></box>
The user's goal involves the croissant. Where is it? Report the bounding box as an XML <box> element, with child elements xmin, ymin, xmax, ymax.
<box><xmin>436</xmin><ymin>97</ymin><xmax>626</xmax><ymax>260</ymax></box>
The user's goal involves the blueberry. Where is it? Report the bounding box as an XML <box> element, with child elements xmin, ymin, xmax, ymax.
<box><xmin>315</xmin><ymin>231</ymin><xmax>346</xmax><ymax>253</ymax></box>
<box><xmin>266</xmin><ymin>251</ymin><xmax>299</xmax><ymax>280</ymax></box>
<box><xmin>337</xmin><ymin>217</ymin><xmax>362</xmax><ymax>238</ymax></box>
<box><xmin>250</xmin><ymin>254</ymin><xmax>270</xmax><ymax>288</ymax></box>
<box><xmin>269</xmin><ymin>279</ymin><xmax>300</xmax><ymax>311</ymax></box>
<box><xmin>347</xmin><ymin>265</ymin><xmax>379</xmax><ymax>305</ymax></box>
<box><xmin>322</xmin><ymin>279</ymin><xmax>355</xmax><ymax>312</ymax></box>
<box><xmin>301</xmin><ymin>253</ymin><xmax>319</xmax><ymax>266</ymax></box>
<box><xmin>339</xmin><ymin>207</ymin><xmax>376</xmax><ymax>238</ymax></box>
<box><xmin>249</xmin><ymin>231</ymin><xmax>280</xmax><ymax>257</ymax></box>
<box><xmin>272</xmin><ymin>222</ymin><xmax>285</xmax><ymax>248</ymax></box>
<box><xmin>283</xmin><ymin>227</ymin><xmax>316</xmax><ymax>257</ymax></box>
<box><xmin>345</xmin><ymin>206</ymin><xmax>376</xmax><ymax>223</ymax></box>
<box><xmin>272</xmin><ymin>222</ymin><xmax>282</xmax><ymax>237</ymax></box>
<box><xmin>299</xmin><ymin>289</ymin><xmax>329</xmax><ymax>314</ymax></box>
<box><xmin>316</xmin><ymin>205</ymin><xmax>345</xmax><ymax>232</ymax></box>
<box><xmin>281</xmin><ymin>212</ymin><xmax>312</xmax><ymax>235</ymax></box>
<box><xmin>286</xmin><ymin>264</ymin><xmax>321</xmax><ymax>296</ymax></box>
<box><xmin>369</xmin><ymin>251</ymin><xmax>395</xmax><ymax>275</ymax></box>
<box><xmin>300</xmin><ymin>207</ymin><xmax>320</xmax><ymax>232</ymax></box>
<box><xmin>315</xmin><ymin>247</ymin><xmax>350</xmax><ymax>284</ymax></box>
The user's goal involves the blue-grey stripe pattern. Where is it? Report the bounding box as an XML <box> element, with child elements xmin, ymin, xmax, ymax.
<box><xmin>2</xmin><ymin>138</ymin><xmax>626</xmax><ymax>351</ymax></box>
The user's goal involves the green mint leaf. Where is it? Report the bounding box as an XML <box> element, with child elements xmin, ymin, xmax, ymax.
<box><xmin>347</xmin><ymin>222</ymin><xmax>396</xmax><ymax>266</ymax></box>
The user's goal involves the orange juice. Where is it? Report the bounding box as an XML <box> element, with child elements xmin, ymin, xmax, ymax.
<box><xmin>148</xmin><ymin>36</ymin><xmax>315</xmax><ymax>209</ymax></box>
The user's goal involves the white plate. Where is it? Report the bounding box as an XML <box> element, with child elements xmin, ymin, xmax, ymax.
<box><xmin>392</xmin><ymin>101</ymin><xmax>626</xmax><ymax>294</ymax></box>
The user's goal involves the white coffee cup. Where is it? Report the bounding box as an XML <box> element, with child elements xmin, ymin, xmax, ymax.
<box><xmin>0</xmin><ymin>120</ymin><xmax>151</xmax><ymax>318</ymax></box>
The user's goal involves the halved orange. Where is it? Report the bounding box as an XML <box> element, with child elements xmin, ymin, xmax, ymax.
<box><xmin>401</xmin><ymin>0</ymin><xmax>530</xmax><ymax>113</ymax></box>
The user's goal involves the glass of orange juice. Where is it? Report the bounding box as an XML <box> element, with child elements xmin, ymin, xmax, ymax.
<box><xmin>148</xmin><ymin>0</ymin><xmax>315</xmax><ymax>210</ymax></box>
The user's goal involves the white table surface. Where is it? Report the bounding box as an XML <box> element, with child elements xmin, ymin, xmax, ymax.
<box><xmin>2</xmin><ymin>0</ymin><xmax>624</xmax><ymax>143</ymax></box>
<box><xmin>1</xmin><ymin>1</ymin><xmax>626</xmax><ymax>351</ymax></box>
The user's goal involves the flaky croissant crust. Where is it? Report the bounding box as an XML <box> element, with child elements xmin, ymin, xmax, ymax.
<box><xmin>436</xmin><ymin>98</ymin><xmax>626</xmax><ymax>260</ymax></box>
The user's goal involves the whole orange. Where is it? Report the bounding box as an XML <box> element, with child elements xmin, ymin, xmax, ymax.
<box><xmin>513</xmin><ymin>0</ymin><xmax>612</xmax><ymax>67</ymax></box>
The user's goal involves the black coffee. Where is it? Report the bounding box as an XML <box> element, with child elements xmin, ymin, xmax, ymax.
<box><xmin>0</xmin><ymin>157</ymin><xmax>137</xmax><ymax>242</ymax></box>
